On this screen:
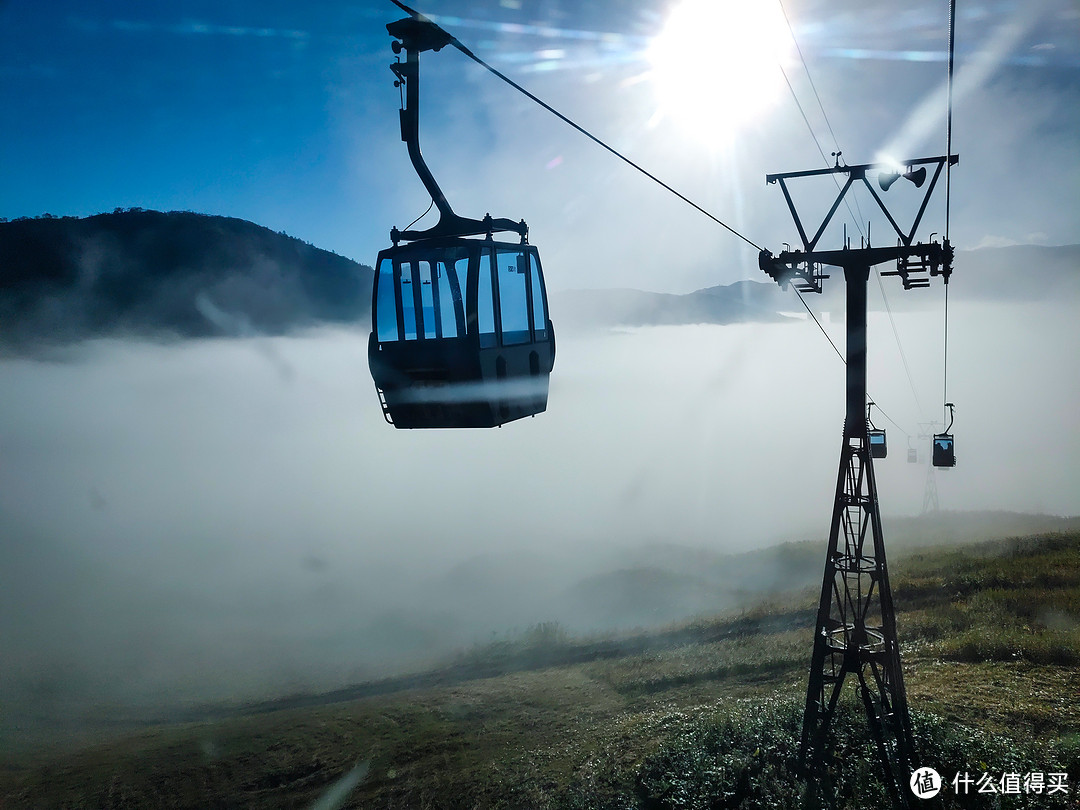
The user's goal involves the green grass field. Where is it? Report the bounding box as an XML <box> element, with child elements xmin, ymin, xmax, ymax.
<box><xmin>3</xmin><ymin>530</ymin><xmax>1079</xmax><ymax>808</ymax></box>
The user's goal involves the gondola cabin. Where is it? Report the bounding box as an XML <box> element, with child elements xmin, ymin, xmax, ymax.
<box><xmin>907</xmin><ymin>446</ymin><xmax>918</xmax><ymax>463</ymax></box>
<box><xmin>868</xmin><ymin>429</ymin><xmax>887</xmax><ymax>459</ymax></box>
<box><xmin>369</xmin><ymin>236</ymin><xmax>555</xmax><ymax>429</ymax></box>
<box><xmin>932</xmin><ymin>433</ymin><xmax>955</xmax><ymax>468</ymax></box>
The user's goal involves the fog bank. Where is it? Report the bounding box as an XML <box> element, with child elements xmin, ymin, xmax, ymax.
<box><xmin>2</xmin><ymin>301</ymin><xmax>1077</xmax><ymax>749</ymax></box>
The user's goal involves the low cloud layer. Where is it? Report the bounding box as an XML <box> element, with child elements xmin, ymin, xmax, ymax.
<box><xmin>2</xmin><ymin>298</ymin><xmax>1078</xmax><ymax>750</ymax></box>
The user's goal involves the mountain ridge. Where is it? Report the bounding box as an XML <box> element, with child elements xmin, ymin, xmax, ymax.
<box><xmin>0</xmin><ymin>209</ymin><xmax>374</xmax><ymax>350</ymax></box>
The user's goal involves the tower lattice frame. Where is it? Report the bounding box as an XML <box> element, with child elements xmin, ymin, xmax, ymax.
<box><xmin>759</xmin><ymin>155</ymin><xmax>955</xmax><ymax>808</ymax></box>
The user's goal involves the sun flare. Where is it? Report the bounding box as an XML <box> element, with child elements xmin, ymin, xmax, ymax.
<box><xmin>648</xmin><ymin>0</ymin><xmax>792</xmax><ymax>146</ymax></box>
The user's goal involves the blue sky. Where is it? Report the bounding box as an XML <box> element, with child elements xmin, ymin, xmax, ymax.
<box><xmin>2</xmin><ymin>0</ymin><xmax>1078</xmax><ymax>293</ymax></box>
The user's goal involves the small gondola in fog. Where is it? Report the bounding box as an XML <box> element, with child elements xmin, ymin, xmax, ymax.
<box><xmin>933</xmin><ymin>403</ymin><xmax>957</xmax><ymax>468</ymax></box>
<box><xmin>367</xmin><ymin>15</ymin><xmax>554</xmax><ymax>429</ymax></box>
<box><xmin>867</xmin><ymin>402</ymin><xmax>887</xmax><ymax>459</ymax></box>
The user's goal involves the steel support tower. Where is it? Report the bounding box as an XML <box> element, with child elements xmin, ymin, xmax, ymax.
<box><xmin>922</xmin><ymin>463</ymin><xmax>940</xmax><ymax>515</ymax></box>
<box><xmin>759</xmin><ymin>155</ymin><xmax>955</xmax><ymax>808</ymax></box>
<box><xmin>917</xmin><ymin>422</ymin><xmax>943</xmax><ymax>514</ymax></box>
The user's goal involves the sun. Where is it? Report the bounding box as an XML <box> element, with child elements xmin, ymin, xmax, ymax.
<box><xmin>647</xmin><ymin>0</ymin><xmax>792</xmax><ymax>146</ymax></box>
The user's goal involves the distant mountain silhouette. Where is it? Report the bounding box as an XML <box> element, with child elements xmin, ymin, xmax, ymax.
<box><xmin>956</xmin><ymin>243</ymin><xmax>1080</xmax><ymax>301</ymax></box>
<box><xmin>550</xmin><ymin>280</ymin><xmax>793</xmax><ymax>331</ymax></box>
<box><xmin>0</xmin><ymin>210</ymin><xmax>374</xmax><ymax>351</ymax></box>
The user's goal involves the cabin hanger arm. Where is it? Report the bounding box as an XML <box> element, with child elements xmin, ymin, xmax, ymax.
<box><xmin>387</xmin><ymin>15</ymin><xmax>528</xmax><ymax>244</ymax></box>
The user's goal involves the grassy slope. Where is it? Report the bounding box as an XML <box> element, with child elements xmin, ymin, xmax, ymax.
<box><xmin>3</xmin><ymin>531</ymin><xmax>1078</xmax><ymax>808</ymax></box>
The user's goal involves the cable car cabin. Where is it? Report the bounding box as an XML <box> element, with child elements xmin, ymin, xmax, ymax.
<box><xmin>868</xmin><ymin>429</ymin><xmax>887</xmax><ymax>459</ymax></box>
<box><xmin>369</xmin><ymin>237</ymin><xmax>555</xmax><ymax>429</ymax></box>
<box><xmin>932</xmin><ymin>433</ymin><xmax>956</xmax><ymax>468</ymax></box>
<box><xmin>907</xmin><ymin>447</ymin><xmax>918</xmax><ymax>463</ymax></box>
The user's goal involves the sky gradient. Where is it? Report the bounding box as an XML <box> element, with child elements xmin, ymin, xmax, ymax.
<box><xmin>3</xmin><ymin>0</ymin><xmax>1078</xmax><ymax>293</ymax></box>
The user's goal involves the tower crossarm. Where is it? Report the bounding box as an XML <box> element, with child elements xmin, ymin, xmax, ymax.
<box><xmin>766</xmin><ymin>155</ymin><xmax>958</xmax><ymax>253</ymax></box>
<box><xmin>759</xmin><ymin>242</ymin><xmax>951</xmax><ymax>291</ymax></box>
